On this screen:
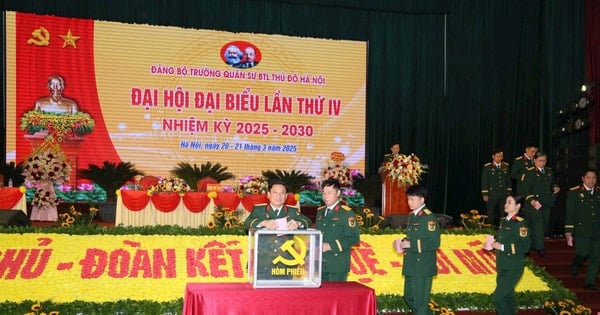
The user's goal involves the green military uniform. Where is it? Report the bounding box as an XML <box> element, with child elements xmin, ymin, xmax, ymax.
<box><xmin>510</xmin><ymin>155</ymin><xmax>534</xmax><ymax>194</ymax></box>
<box><xmin>244</xmin><ymin>204</ymin><xmax>312</xmax><ymax>279</ymax></box>
<box><xmin>492</xmin><ymin>215</ymin><xmax>530</xmax><ymax>315</ymax></box>
<box><xmin>564</xmin><ymin>185</ymin><xmax>600</xmax><ymax>288</ymax></box>
<box><xmin>481</xmin><ymin>161</ymin><xmax>512</xmax><ymax>226</ymax></box>
<box><xmin>315</xmin><ymin>202</ymin><xmax>360</xmax><ymax>281</ymax></box>
<box><xmin>383</xmin><ymin>153</ymin><xmax>398</xmax><ymax>163</ymax></box>
<box><xmin>403</xmin><ymin>207</ymin><xmax>440</xmax><ymax>315</ymax></box>
<box><xmin>521</xmin><ymin>166</ymin><xmax>558</xmax><ymax>254</ymax></box>
<box><xmin>245</xmin><ymin>203</ymin><xmax>311</xmax><ymax>230</ymax></box>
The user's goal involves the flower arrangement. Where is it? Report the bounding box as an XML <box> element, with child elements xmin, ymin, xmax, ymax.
<box><xmin>20</xmin><ymin>110</ymin><xmax>95</xmax><ymax>142</ymax></box>
<box><xmin>322</xmin><ymin>151</ymin><xmax>353</xmax><ymax>187</ymax></box>
<box><xmin>24</xmin><ymin>302</ymin><xmax>59</xmax><ymax>315</ymax></box>
<box><xmin>354</xmin><ymin>207</ymin><xmax>385</xmax><ymax>230</ymax></box>
<box><xmin>22</xmin><ymin>141</ymin><xmax>71</xmax><ymax>208</ymax></box>
<box><xmin>237</xmin><ymin>175</ymin><xmax>269</xmax><ymax>195</ymax></box>
<box><xmin>544</xmin><ymin>298</ymin><xmax>591</xmax><ymax>315</ymax></box>
<box><xmin>384</xmin><ymin>153</ymin><xmax>428</xmax><ymax>187</ymax></box>
<box><xmin>428</xmin><ymin>300</ymin><xmax>455</xmax><ymax>315</ymax></box>
<box><xmin>460</xmin><ymin>209</ymin><xmax>489</xmax><ymax>230</ymax></box>
<box><xmin>208</xmin><ymin>205</ymin><xmax>244</xmax><ymax>229</ymax></box>
<box><xmin>147</xmin><ymin>177</ymin><xmax>190</xmax><ymax>195</ymax></box>
<box><xmin>58</xmin><ymin>204</ymin><xmax>98</xmax><ymax>227</ymax></box>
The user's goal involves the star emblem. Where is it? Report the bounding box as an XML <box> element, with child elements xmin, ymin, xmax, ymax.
<box><xmin>59</xmin><ymin>29</ymin><xmax>80</xmax><ymax>49</ymax></box>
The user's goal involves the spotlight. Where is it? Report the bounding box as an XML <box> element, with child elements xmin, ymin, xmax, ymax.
<box><xmin>581</xmin><ymin>82</ymin><xmax>596</xmax><ymax>92</ymax></box>
<box><xmin>573</xmin><ymin>115</ymin><xmax>590</xmax><ymax>131</ymax></box>
<box><xmin>577</xmin><ymin>96</ymin><xmax>590</xmax><ymax>110</ymax></box>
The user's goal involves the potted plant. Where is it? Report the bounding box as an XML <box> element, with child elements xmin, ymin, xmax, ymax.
<box><xmin>261</xmin><ymin>169</ymin><xmax>314</xmax><ymax>193</ymax></box>
<box><xmin>78</xmin><ymin>161</ymin><xmax>144</xmax><ymax>222</ymax></box>
<box><xmin>1</xmin><ymin>161</ymin><xmax>25</xmax><ymax>187</ymax></box>
<box><xmin>170</xmin><ymin>162</ymin><xmax>234</xmax><ymax>191</ymax></box>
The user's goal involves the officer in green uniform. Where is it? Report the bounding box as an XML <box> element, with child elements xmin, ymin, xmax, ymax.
<box><xmin>481</xmin><ymin>149</ymin><xmax>512</xmax><ymax>227</ymax></box>
<box><xmin>521</xmin><ymin>151</ymin><xmax>560</xmax><ymax>257</ymax></box>
<box><xmin>396</xmin><ymin>185</ymin><xmax>440</xmax><ymax>315</ymax></box>
<box><xmin>510</xmin><ymin>144</ymin><xmax>538</xmax><ymax>194</ymax></box>
<box><xmin>315</xmin><ymin>178</ymin><xmax>360</xmax><ymax>281</ymax></box>
<box><xmin>378</xmin><ymin>143</ymin><xmax>401</xmax><ymax>176</ymax></box>
<box><xmin>490</xmin><ymin>194</ymin><xmax>530</xmax><ymax>315</ymax></box>
<box><xmin>564</xmin><ymin>169</ymin><xmax>600</xmax><ymax>291</ymax></box>
<box><xmin>244</xmin><ymin>180</ymin><xmax>311</xmax><ymax>279</ymax></box>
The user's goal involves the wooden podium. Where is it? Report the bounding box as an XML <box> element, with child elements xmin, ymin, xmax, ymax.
<box><xmin>381</xmin><ymin>171</ymin><xmax>410</xmax><ymax>216</ymax></box>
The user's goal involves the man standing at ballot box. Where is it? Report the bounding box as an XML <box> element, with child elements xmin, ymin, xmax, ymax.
<box><xmin>245</xmin><ymin>179</ymin><xmax>311</xmax><ymax>231</ymax></box>
<box><xmin>315</xmin><ymin>179</ymin><xmax>360</xmax><ymax>281</ymax></box>
<box><xmin>245</xmin><ymin>180</ymin><xmax>311</xmax><ymax>279</ymax></box>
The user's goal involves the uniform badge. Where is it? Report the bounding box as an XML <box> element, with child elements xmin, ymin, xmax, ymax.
<box><xmin>348</xmin><ymin>217</ymin><xmax>356</xmax><ymax>227</ymax></box>
<box><xmin>519</xmin><ymin>227</ymin><xmax>528</xmax><ymax>237</ymax></box>
<box><xmin>427</xmin><ymin>220</ymin><xmax>436</xmax><ymax>231</ymax></box>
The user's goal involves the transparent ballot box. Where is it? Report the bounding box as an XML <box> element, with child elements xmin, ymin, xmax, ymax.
<box><xmin>248</xmin><ymin>228</ymin><xmax>322</xmax><ymax>288</ymax></box>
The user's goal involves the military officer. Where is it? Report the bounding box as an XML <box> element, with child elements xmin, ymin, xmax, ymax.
<box><xmin>510</xmin><ymin>144</ymin><xmax>538</xmax><ymax>194</ymax></box>
<box><xmin>244</xmin><ymin>179</ymin><xmax>311</xmax><ymax>231</ymax></box>
<box><xmin>564</xmin><ymin>169</ymin><xmax>600</xmax><ymax>291</ymax></box>
<box><xmin>481</xmin><ymin>149</ymin><xmax>512</xmax><ymax>227</ymax></box>
<box><xmin>379</xmin><ymin>143</ymin><xmax>401</xmax><ymax>177</ymax></box>
<box><xmin>244</xmin><ymin>179</ymin><xmax>311</xmax><ymax>279</ymax></box>
<box><xmin>315</xmin><ymin>178</ymin><xmax>360</xmax><ymax>281</ymax></box>
<box><xmin>521</xmin><ymin>151</ymin><xmax>560</xmax><ymax>257</ymax></box>
<box><xmin>395</xmin><ymin>185</ymin><xmax>440</xmax><ymax>315</ymax></box>
<box><xmin>490</xmin><ymin>194</ymin><xmax>531</xmax><ymax>315</ymax></box>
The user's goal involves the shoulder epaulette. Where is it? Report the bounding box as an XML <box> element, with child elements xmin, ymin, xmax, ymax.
<box><xmin>570</xmin><ymin>186</ymin><xmax>581</xmax><ymax>191</ymax></box>
<box><xmin>515</xmin><ymin>216</ymin><xmax>524</xmax><ymax>222</ymax></box>
<box><xmin>254</xmin><ymin>203</ymin><xmax>267</xmax><ymax>206</ymax></box>
<box><xmin>484</xmin><ymin>162</ymin><xmax>492</xmax><ymax>166</ymax></box>
<box><xmin>341</xmin><ymin>205</ymin><xmax>352</xmax><ymax>211</ymax></box>
<box><xmin>502</xmin><ymin>162</ymin><xmax>509</xmax><ymax>166</ymax></box>
<box><xmin>423</xmin><ymin>209</ymin><xmax>432</xmax><ymax>215</ymax></box>
<box><xmin>317</xmin><ymin>205</ymin><xmax>327</xmax><ymax>211</ymax></box>
<box><xmin>515</xmin><ymin>156</ymin><xmax>523</xmax><ymax>160</ymax></box>
<box><xmin>384</xmin><ymin>153</ymin><xmax>391</xmax><ymax>157</ymax></box>
<box><xmin>526</xmin><ymin>166</ymin><xmax>535</xmax><ymax>171</ymax></box>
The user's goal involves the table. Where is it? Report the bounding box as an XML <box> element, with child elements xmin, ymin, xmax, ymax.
<box><xmin>0</xmin><ymin>187</ymin><xmax>28</xmax><ymax>214</ymax></box>
<box><xmin>182</xmin><ymin>282</ymin><xmax>377</xmax><ymax>315</ymax></box>
<box><xmin>116</xmin><ymin>191</ymin><xmax>299</xmax><ymax>227</ymax></box>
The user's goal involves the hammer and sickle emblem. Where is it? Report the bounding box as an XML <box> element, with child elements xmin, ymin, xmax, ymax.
<box><xmin>272</xmin><ymin>235</ymin><xmax>307</xmax><ymax>266</ymax></box>
<box><xmin>27</xmin><ymin>26</ymin><xmax>50</xmax><ymax>46</ymax></box>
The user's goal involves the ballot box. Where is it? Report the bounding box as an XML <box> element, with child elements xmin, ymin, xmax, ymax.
<box><xmin>248</xmin><ymin>228</ymin><xmax>322</xmax><ymax>288</ymax></box>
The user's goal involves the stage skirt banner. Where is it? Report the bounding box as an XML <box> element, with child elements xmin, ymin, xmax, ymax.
<box><xmin>0</xmin><ymin>233</ymin><xmax>549</xmax><ymax>303</ymax></box>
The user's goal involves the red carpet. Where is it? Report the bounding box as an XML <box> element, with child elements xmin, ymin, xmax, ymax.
<box><xmin>528</xmin><ymin>238</ymin><xmax>600</xmax><ymax>313</ymax></box>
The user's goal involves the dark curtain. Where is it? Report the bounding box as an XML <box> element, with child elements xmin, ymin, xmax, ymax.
<box><xmin>0</xmin><ymin>0</ymin><xmax>586</xmax><ymax>219</ymax></box>
<box><xmin>586</xmin><ymin>0</ymin><xmax>600</xmax><ymax>144</ymax></box>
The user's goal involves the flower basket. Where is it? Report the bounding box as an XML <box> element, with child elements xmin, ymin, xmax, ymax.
<box><xmin>322</xmin><ymin>151</ymin><xmax>353</xmax><ymax>187</ymax></box>
<box><xmin>384</xmin><ymin>153</ymin><xmax>428</xmax><ymax>187</ymax></box>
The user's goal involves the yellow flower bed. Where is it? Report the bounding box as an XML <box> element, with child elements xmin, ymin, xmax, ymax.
<box><xmin>0</xmin><ymin>233</ymin><xmax>549</xmax><ymax>303</ymax></box>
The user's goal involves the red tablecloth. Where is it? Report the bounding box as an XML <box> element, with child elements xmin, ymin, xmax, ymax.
<box><xmin>0</xmin><ymin>187</ymin><xmax>27</xmax><ymax>213</ymax></box>
<box><xmin>183</xmin><ymin>282</ymin><xmax>377</xmax><ymax>315</ymax></box>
